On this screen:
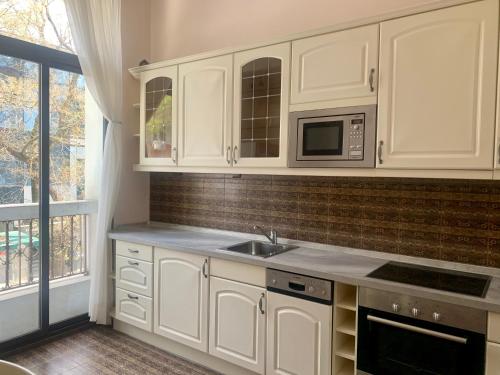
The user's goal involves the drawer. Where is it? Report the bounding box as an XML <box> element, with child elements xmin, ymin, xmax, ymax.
<box><xmin>489</xmin><ymin>312</ymin><xmax>500</xmax><ymax>343</ymax></box>
<box><xmin>486</xmin><ymin>342</ymin><xmax>500</xmax><ymax>375</ymax></box>
<box><xmin>115</xmin><ymin>288</ymin><xmax>152</xmax><ymax>332</ymax></box>
<box><xmin>210</xmin><ymin>258</ymin><xmax>265</xmax><ymax>287</ymax></box>
<box><xmin>116</xmin><ymin>240</ymin><xmax>153</xmax><ymax>262</ymax></box>
<box><xmin>116</xmin><ymin>256</ymin><xmax>153</xmax><ymax>297</ymax></box>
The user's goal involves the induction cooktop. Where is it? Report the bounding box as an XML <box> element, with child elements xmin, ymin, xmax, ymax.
<box><xmin>367</xmin><ymin>261</ymin><xmax>491</xmax><ymax>298</ymax></box>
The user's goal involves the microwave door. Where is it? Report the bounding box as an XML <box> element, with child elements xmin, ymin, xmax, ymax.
<box><xmin>297</xmin><ymin>116</ymin><xmax>351</xmax><ymax>161</ymax></box>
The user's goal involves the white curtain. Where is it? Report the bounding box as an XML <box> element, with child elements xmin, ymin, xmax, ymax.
<box><xmin>65</xmin><ymin>0</ymin><xmax>123</xmax><ymax>324</ymax></box>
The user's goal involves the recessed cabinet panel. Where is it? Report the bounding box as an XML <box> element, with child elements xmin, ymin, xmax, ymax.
<box><xmin>116</xmin><ymin>255</ymin><xmax>153</xmax><ymax>297</ymax></box>
<box><xmin>115</xmin><ymin>288</ymin><xmax>152</xmax><ymax>332</ymax></box>
<box><xmin>140</xmin><ymin>66</ymin><xmax>178</xmax><ymax>166</ymax></box>
<box><xmin>233</xmin><ymin>43</ymin><xmax>290</xmax><ymax>167</ymax></box>
<box><xmin>209</xmin><ymin>277</ymin><xmax>266</xmax><ymax>374</ymax></box>
<box><xmin>291</xmin><ymin>25</ymin><xmax>379</xmax><ymax>105</ymax></box>
<box><xmin>154</xmin><ymin>248</ymin><xmax>209</xmax><ymax>352</ymax></box>
<box><xmin>267</xmin><ymin>292</ymin><xmax>332</xmax><ymax>375</ymax></box>
<box><xmin>178</xmin><ymin>55</ymin><xmax>233</xmax><ymax>167</ymax></box>
<box><xmin>377</xmin><ymin>0</ymin><xmax>498</xmax><ymax>169</ymax></box>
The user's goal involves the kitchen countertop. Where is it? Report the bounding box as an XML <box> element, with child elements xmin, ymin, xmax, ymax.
<box><xmin>109</xmin><ymin>222</ymin><xmax>500</xmax><ymax>313</ymax></box>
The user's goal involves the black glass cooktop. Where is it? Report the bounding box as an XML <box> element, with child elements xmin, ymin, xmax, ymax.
<box><xmin>367</xmin><ymin>261</ymin><xmax>491</xmax><ymax>298</ymax></box>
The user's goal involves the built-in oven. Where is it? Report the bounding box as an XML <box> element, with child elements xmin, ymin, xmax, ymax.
<box><xmin>288</xmin><ymin>105</ymin><xmax>376</xmax><ymax>168</ymax></box>
<box><xmin>357</xmin><ymin>287</ymin><xmax>487</xmax><ymax>375</ymax></box>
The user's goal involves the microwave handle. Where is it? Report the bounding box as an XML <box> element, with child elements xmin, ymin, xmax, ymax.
<box><xmin>367</xmin><ymin>315</ymin><xmax>467</xmax><ymax>344</ymax></box>
<box><xmin>377</xmin><ymin>140</ymin><xmax>384</xmax><ymax>165</ymax></box>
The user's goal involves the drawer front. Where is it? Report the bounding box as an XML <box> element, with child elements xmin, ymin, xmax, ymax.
<box><xmin>486</xmin><ymin>342</ymin><xmax>500</xmax><ymax>375</ymax></box>
<box><xmin>116</xmin><ymin>240</ymin><xmax>153</xmax><ymax>262</ymax></box>
<box><xmin>115</xmin><ymin>288</ymin><xmax>152</xmax><ymax>332</ymax></box>
<box><xmin>489</xmin><ymin>312</ymin><xmax>500</xmax><ymax>343</ymax></box>
<box><xmin>210</xmin><ymin>258</ymin><xmax>265</xmax><ymax>287</ymax></box>
<box><xmin>116</xmin><ymin>256</ymin><xmax>153</xmax><ymax>297</ymax></box>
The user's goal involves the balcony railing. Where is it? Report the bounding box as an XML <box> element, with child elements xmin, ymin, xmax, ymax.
<box><xmin>0</xmin><ymin>200</ymin><xmax>97</xmax><ymax>292</ymax></box>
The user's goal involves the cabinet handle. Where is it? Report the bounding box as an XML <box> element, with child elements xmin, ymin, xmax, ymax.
<box><xmin>128</xmin><ymin>261</ymin><xmax>139</xmax><ymax>266</ymax></box>
<box><xmin>202</xmin><ymin>259</ymin><xmax>208</xmax><ymax>278</ymax></box>
<box><xmin>172</xmin><ymin>147</ymin><xmax>177</xmax><ymax>163</ymax></box>
<box><xmin>258</xmin><ymin>293</ymin><xmax>265</xmax><ymax>315</ymax></box>
<box><xmin>498</xmin><ymin>143</ymin><xmax>500</xmax><ymax>164</ymax></box>
<box><xmin>226</xmin><ymin>146</ymin><xmax>231</xmax><ymax>164</ymax></box>
<box><xmin>369</xmin><ymin>68</ymin><xmax>376</xmax><ymax>92</ymax></box>
<box><xmin>233</xmin><ymin>146</ymin><xmax>238</xmax><ymax>164</ymax></box>
<box><xmin>378</xmin><ymin>140</ymin><xmax>384</xmax><ymax>165</ymax></box>
<box><xmin>127</xmin><ymin>294</ymin><xmax>139</xmax><ymax>300</ymax></box>
<box><xmin>128</xmin><ymin>249</ymin><xmax>139</xmax><ymax>254</ymax></box>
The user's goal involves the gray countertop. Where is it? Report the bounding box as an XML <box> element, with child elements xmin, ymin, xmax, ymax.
<box><xmin>109</xmin><ymin>222</ymin><xmax>500</xmax><ymax>313</ymax></box>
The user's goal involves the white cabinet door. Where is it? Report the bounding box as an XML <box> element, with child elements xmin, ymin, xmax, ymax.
<box><xmin>154</xmin><ymin>248</ymin><xmax>209</xmax><ymax>352</ymax></box>
<box><xmin>233</xmin><ymin>43</ymin><xmax>290</xmax><ymax>167</ymax></box>
<box><xmin>486</xmin><ymin>342</ymin><xmax>500</xmax><ymax>375</ymax></box>
<box><xmin>267</xmin><ymin>292</ymin><xmax>332</xmax><ymax>375</ymax></box>
<box><xmin>291</xmin><ymin>24</ymin><xmax>379</xmax><ymax>106</ymax></box>
<box><xmin>377</xmin><ymin>0</ymin><xmax>498</xmax><ymax>170</ymax></box>
<box><xmin>209</xmin><ymin>277</ymin><xmax>266</xmax><ymax>374</ymax></box>
<box><xmin>140</xmin><ymin>66</ymin><xmax>178</xmax><ymax>166</ymax></box>
<box><xmin>178</xmin><ymin>55</ymin><xmax>233</xmax><ymax>166</ymax></box>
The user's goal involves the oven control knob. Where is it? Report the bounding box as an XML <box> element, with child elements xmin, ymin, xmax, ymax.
<box><xmin>272</xmin><ymin>279</ymin><xmax>277</xmax><ymax>285</ymax></box>
<box><xmin>392</xmin><ymin>303</ymin><xmax>401</xmax><ymax>313</ymax></box>
<box><xmin>432</xmin><ymin>312</ymin><xmax>441</xmax><ymax>322</ymax></box>
<box><xmin>411</xmin><ymin>307</ymin><xmax>420</xmax><ymax>317</ymax></box>
<box><xmin>308</xmin><ymin>286</ymin><xmax>315</xmax><ymax>293</ymax></box>
<box><xmin>353</xmin><ymin>125</ymin><xmax>360</xmax><ymax>130</ymax></box>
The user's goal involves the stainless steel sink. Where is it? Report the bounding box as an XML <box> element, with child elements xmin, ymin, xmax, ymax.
<box><xmin>221</xmin><ymin>240</ymin><xmax>297</xmax><ymax>258</ymax></box>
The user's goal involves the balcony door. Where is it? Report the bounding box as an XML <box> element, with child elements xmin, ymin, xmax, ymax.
<box><xmin>0</xmin><ymin>34</ymin><xmax>97</xmax><ymax>351</ymax></box>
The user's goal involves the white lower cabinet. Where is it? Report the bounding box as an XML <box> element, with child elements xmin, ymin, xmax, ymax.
<box><xmin>154</xmin><ymin>248</ymin><xmax>209</xmax><ymax>352</ymax></box>
<box><xmin>266</xmin><ymin>291</ymin><xmax>332</xmax><ymax>375</ymax></box>
<box><xmin>209</xmin><ymin>276</ymin><xmax>266</xmax><ymax>374</ymax></box>
<box><xmin>487</xmin><ymin>342</ymin><xmax>500</xmax><ymax>375</ymax></box>
<box><xmin>115</xmin><ymin>288</ymin><xmax>152</xmax><ymax>332</ymax></box>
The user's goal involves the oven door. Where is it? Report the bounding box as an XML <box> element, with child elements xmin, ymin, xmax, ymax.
<box><xmin>297</xmin><ymin>116</ymin><xmax>350</xmax><ymax>161</ymax></box>
<box><xmin>357</xmin><ymin>307</ymin><xmax>485</xmax><ymax>375</ymax></box>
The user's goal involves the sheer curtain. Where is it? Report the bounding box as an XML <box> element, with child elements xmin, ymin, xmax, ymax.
<box><xmin>65</xmin><ymin>0</ymin><xmax>123</xmax><ymax>324</ymax></box>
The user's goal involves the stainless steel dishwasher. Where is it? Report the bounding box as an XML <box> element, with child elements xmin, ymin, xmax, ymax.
<box><xmin>265</xmin><ymin>268</ymin><xmax>333</xmax><ymax>375</ymax></box>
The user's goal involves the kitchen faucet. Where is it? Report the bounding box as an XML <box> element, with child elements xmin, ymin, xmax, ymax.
<box><xmin>253</xmin><ymin>225</ymin><xmax>278</xmax><ymax>245</ymax></box>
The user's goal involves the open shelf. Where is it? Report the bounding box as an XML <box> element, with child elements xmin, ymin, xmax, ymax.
<box><xmin>335</xmin><ymin>332</ymin><xmax>356</xmax><ymax>361</ymax></box>
<box><xmin>336</xmin><ymin>283</ymin><xmax>357</xmax><ymax>310</ymax></box>
<box><xmin>334</xmin><ymin>356</ymin><xmax>355</xmax><ymax>375</ymax></box>
<box><xmin>335</xmin><ymin>308</ymin><xmax>356</xmax><ymax>336</ymax></box>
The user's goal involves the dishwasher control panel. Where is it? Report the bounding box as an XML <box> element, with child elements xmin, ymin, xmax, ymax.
<box><xmin>266</xmin><ymin>268</ymin><xmax>333</xmax><ymax>304</ymax></box>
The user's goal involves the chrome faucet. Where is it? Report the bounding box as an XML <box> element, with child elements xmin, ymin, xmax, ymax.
<box><xmin>253</xmin><ymin>225</ymin><xmax>278</xmax><ymax>245</ymax></box>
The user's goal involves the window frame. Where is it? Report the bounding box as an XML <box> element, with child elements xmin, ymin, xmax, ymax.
<box><xmin>0</xmin><ymin>33</ymin><xmax>91</xmax><ymax>355</ymax></box>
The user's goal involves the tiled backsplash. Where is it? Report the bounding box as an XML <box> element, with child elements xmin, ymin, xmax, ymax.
<box><xmin>150</xmin><ymin>173</ymin><xmax>500</xmax><ymax>268</ymax></box>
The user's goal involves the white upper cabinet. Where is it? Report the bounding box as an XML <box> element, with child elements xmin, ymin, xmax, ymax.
<box><xmin>209</xmin><ymin>277</ymin><xmax>266</xmax><ymax>374</ymax></box>
<box><xmin>291</xmin><ymin>24</ymin><xmax>379</xmax><ymax>107</ymax></box>
<box><xmin>178</xmin><ymin>55</ymin><xmax>233</xmax><ymax>167</ymax></box>
<box><xmin>233</xmin><ymin>43</ymin><xmax>290</xmax><ymax>167</ymax></box>
<box><xmin>154</xmin><ymin>248</ymin><xmax>209</xmax><ymax>352</ymax></box>
<box><xmin>377</xmin><ymin>0</ymin><xmax>498</xmax><ymax>170</ymax></box>
<box><xmin>140</xmin><ymin>66</ymin><xmax>178</xmax><ymax>166</ymax></box>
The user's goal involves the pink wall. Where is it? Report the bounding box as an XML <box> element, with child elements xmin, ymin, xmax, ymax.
<box><xmin>150</xmin><ymin>0</ymin><xmax>445</xmax><ymax>62</ymax></box>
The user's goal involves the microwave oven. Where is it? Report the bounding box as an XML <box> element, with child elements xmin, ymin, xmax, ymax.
<box><xmin>288</xmin><ymin>105</ymin><xmax>377</xmax><ymax>168</ymax></box>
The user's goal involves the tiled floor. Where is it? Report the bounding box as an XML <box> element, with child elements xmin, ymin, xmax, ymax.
<box><xmin>4</xmin><ymin>326</ymin><xmax>220</xmax><ymax>375</ymax></box>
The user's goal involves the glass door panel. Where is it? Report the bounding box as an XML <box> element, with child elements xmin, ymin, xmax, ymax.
<box><xmin>145</xmin><ymin>77</ymin><xmax>173</xmax><ymax>159</ymax></box>
<box><xmin>48</xmin><ymin>68</ymin><xmax>89</xmax><ymax>325</ymax></box>
<box><xmin>0</xmin><ymin>54</ymin><xmax>40</xmax><ymax>342</ymax></box>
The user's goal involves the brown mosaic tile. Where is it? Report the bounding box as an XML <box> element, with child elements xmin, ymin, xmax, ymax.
<box><xmin>150</xmin><ymin>173</ymin><xmax>500</xmax><ymax>268</ymax></box>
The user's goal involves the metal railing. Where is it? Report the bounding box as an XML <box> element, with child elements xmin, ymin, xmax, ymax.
<box><xmin>0</xmin><ymin>200</ymin><xmax>97</xmax><ymax>292</ymax></box>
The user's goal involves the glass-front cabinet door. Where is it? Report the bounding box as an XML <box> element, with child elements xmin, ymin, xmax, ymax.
<box><xmin>140</xmin><ymin>66</ymin><xmax>177</xmax><ymax>166</ymax></box>
<box><xmin>233</xmin><ymin>43</ymin><xmax>290</xmax><ymax>167</ymax></box>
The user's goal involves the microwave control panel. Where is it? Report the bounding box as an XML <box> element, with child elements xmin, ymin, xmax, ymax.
<box><xmin>348</xmin><ymin>117</ymin><xmax>365</xmax><ymax>160</ymax></box>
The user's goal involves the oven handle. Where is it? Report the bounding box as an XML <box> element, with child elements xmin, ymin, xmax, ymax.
<box><xmin>367</xmin><ymin>315</ymin><xmax>468</xmax><ymax>344</ymax></box>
